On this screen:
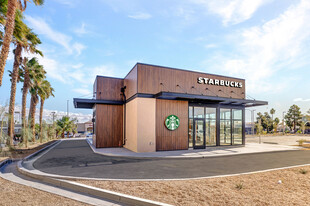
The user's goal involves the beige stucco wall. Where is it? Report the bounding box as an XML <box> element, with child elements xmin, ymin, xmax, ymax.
<box><xmin>124</xmin><ymin>98</ymin><xmax>138</xmax><ymax>152</ymax></box>
<box><xmin>136</xmin><ymin>98</ymin><xmax>156</xmax><ymax>152</ymax></box>
<box><xmin>124</xmin><ymin>97</ymin><xmax>156</xmax><ymax>153</ymax></box>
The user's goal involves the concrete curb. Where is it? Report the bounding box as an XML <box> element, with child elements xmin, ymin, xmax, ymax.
<box><xmin>0</xmin><ymin>157</ymin><xmax>12</xmax><ymax>169</ymax></box>
<box><xmin>23</xmin><ymin>140</ymin><xmax>61</xmax><ymax>161</ymax></box>
<box><xmin>86</xmin><ymin>138</ymin><xmax>300</xmax><ymax>159</ymax></box>
<box><xmin>17</xmin><ymin>161</ymin><xmax>171</xmax><ymax>206</ymax></box>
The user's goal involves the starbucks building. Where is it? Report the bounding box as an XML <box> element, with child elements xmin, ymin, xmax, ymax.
<box><xmin>74</xmin><ymin>63</ymin><xmax>267</xmax><ymax>152</ymax></box>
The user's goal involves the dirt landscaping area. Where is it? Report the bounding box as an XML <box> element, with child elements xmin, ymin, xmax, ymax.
<box><xmin>0</xmin><ymin>140</ymin><xmax>57</xmax><ymax>159</ymax></box>
<box><xmin>246</xmin><ymin>134</ymin><xmax>310</xmax><ymax>146</ymax></box>
<box><xmin>0</xmin><ymin>177</ymin><xmax>89</xmax><ymax>206</ymax></box>
<box><xmin>76</xmin><ymin>165</ymin><xmax>310</xmax><ymax>206</ymax></box>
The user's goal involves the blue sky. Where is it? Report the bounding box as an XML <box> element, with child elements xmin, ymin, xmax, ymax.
<box><xmin>0</xmin><ymin>0</ymin><xmax>309</xmax><ymax>122</ymax></box>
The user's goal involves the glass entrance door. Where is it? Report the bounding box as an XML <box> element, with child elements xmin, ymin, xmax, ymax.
<box><xmin>194</xmin><ymin>119</ymin><xmax>205</xmax><ymax>149</ymax></box>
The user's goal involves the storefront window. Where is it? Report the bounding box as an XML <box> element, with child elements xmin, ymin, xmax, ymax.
<box><xmin>194</xmin><ymin>107</ymin><xmax>204</xmax><ymax>118</ymax></box>
<box><xmin>189</xmin><ymin>106</ymin><xmax>193</xmax><ymax>148</ymax></box>
<box><xmin>233</xmin><ymin>109</ymin><xmax>242</xmax><ymax>145</ymax></box>
<box><xmin>220</xmin><ymin>108</ymin><xmax>231</xmax><ymax>145</ymax></box>
<box><xmin>205</xmin><ymin>107</ymin><xmax>216</xmax><ymax>146</ymax></box>
<box><xmin>189</xmin><ymin>118</ymin><xmax>193</xmax><ymax>148</ymax></box>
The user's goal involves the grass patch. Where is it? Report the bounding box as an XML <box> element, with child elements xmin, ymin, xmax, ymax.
<box><xmin>299</xmin><ymin>169</ymin><xmax>308</xmax><ymax>174</ymax></box>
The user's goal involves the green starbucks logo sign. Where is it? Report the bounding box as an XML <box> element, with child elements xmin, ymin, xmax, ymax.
<box><xmin>165</xmin><ymin>115</ymin><xmax>180</xmax><ymax>131</ymax></box>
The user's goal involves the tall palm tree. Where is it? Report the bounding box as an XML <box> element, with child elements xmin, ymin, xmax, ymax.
<box><xmin>0</xmin><ymin>0</ymin><xmax>18</xmax><ymax>87</ymax></box>
<box><xmin>19</xmin><ymin>57</ymin><xmax>44</xmax><ymax>147</ymax></box>
<box><xmin>0</xmin><ymin>0</ymin><xmax>44</xmax><ymax>87</ymax></box>
<box><xmin>38</xmin><ymin>80</ymin><xmax>54</xmax><ymax>143</ymax></box>
<box><xmin>7</xmin><ymin>17</ymin><xmax>42</xmax><ymax>145</ymax></box>
<box><xmin>270</xmin><ymin>108</ymin><xmax>275</xmax><ymax>120</ymax></box>
<box><xmin>28</xmin><ymin>66</ymin><xmax>46</xmax><ymax>142</ymax></box>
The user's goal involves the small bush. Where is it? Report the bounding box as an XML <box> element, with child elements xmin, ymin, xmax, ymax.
<box><xmin>299</xmin><ymin>169</ymin><xmax>308</xmax><ymax>174</ymax></box>
<box><xmin>297</xmin><ymin>130</ymin><xmax>302</xmax><ymax>134</ymax></box>
<box><xmin>235</xmin><ymin>183</ymin><xmax>243</xmax><ymax>190</ymax></box>
<box><xmin>298</xmin><ymin>139</ymin><xmax>306</xmax><ymax>146</ymax></box>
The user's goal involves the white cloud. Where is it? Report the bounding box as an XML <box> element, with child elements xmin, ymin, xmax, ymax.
<box><xmin>73</xmin><ymin>23</ymin><xmax>88</xmax><ymax>35</ymax></box>
<box><xmin>53</xmin><ymin>0</ymin><xmax>75</xmax><ymax>7</ymax></box>
<box><xmin>73</xmin><ymin>88</ymin><xmax>92</xmax><ymax>96</ymax></box>
<box><xmin>72</xmin><ymin>43</ymin><xmax>86</xmax><ymax>56</ymax></box>
<box><xmin>72</xmin><ymin>63</ymin><xmax>84</xmax><ymax>69</ymax></box>
<box><xmin>25</xmin><ymin>15</ymin><xmax>86</xmax><ymax>56</ymax></box>
<box><xmin>205</xmin><ymin>44</ymin><xmax>217</xmax><ymax>49</ymax></box>
<box><xmin>294</xmin><ymin>98</ymin><xmax>310</xmax><ymax>102</ymax></box>
<box><xmin>205</xmin><ymin>0</ymin><xmax>310</xmax><ymax>94</ymax></box>
<box><xmin>191</xmin><ymin>0</ymin><xmax>271</xmax><ymax>25</ymax></box>
<box><xmin>128</xmin><ymin>12</ymin><xmax>152</xmax><ymax>20</ymax></box>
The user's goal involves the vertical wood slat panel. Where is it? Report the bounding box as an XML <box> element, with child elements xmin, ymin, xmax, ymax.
<box><xmin>137</xmin><ymin>64</ymin><xmax>245</xmax><ymax>99</ymax></box>
<box><xmin>96</xmin><ymin>77</ymin><xmax>124</xmax><ymax>101</ymax></box>
<box><xmin>156</xmin><ymin>99</ymin><xmax>188</xmax><ymax>151</ymax></box>
<box><xmin>95</xmin><ymin>104</ymin><xmax>123</xmax><ymax>148</ymax></box>
<box><xmin>124</xmin><ymin>65</ymin><xmax>138</xmax><ymax>99</ymax></box>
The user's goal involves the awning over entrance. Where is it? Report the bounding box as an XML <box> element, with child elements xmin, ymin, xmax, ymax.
<box><xmin>74</xmin><ymin>92</ymin><xmax>267</xmax><ymax>109</ymax></box>
<box><xmin>154</xmin><ymin>92</ymin><xmax>268</xmax><ymax>107</ymax></box>
<box><xmin>73</xmin><ymin>98</ymin><xmax>124</xmax><ymax>109</ymax></box>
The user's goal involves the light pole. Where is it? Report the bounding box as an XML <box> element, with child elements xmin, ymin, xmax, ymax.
<box><xmin>67</xmin><ymin>100</ymin><xmax>69</xmax><ymax>117</ymax></box>
<box><xmin>282</xmin><ymin>111</ymin><xmax>286</xmax><ymax>135</ymax></box>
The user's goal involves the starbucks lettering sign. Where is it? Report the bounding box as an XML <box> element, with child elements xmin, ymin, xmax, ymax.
<box><xmin>165</xmin><ymin>115</ymin><xmax>180</xmax><ymax>131</ymax></box>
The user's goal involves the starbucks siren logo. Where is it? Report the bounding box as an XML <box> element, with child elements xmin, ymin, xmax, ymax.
<box><xmin>165</xmin><ymin>115</ymin><xmax>180</xmax><ymax>131</ymax></box>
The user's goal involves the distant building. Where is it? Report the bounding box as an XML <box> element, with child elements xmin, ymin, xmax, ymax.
<box><xmin>77</xmin><ymin>121</ymin><xmax>93</xmax><ymax>134</ymax></box>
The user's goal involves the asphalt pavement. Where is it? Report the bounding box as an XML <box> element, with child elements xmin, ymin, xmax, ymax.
<box><xmin>26</xmin><ymin>139</ymin><xmax>310</xmax><ymax>180</ymax></box>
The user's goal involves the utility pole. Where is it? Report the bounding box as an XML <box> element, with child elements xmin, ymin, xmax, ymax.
<box><xmin>51</xmin><ymin>112</ymin><xmax>56</xmax><ymax>124</ymax></box>
<box><xmin>282</xmin><ymin>111</ymin><xmax>286</xmax><ymax>135</ymax></box>
<box><xmin>67</xmin><ymin>100</ymin><xmax>69</xmax><ymax>117</ymax></box>
<box><xmin>252</xmin><ymin>109</ymin><xmax>256</xmax><ymax>135</ymax></box>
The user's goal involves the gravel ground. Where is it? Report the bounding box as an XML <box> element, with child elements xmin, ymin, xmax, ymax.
<box><xmin>0</xmin><ymin>177</ymin><xmax>90</xmax><ymax>206</ymax></box>
<box><xmin>76</xmin><ymin>165</ymin><xmax>310</xmax><ymax>206</ymax></box>
<box><xmin>246</xmin><ymin>135</ymin><xmax>310</xmax><ymax>146</ymax></box>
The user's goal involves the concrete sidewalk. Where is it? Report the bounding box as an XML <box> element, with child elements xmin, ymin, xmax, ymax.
<box><xmin>0</xmin><ymin>162</ymin><xmax>122</xmax><ymax>206</ymax></box>
<box><xmin>87</xmin><ymin>138</ymin><xmax>300</xmax><ymax>158</ymax></box>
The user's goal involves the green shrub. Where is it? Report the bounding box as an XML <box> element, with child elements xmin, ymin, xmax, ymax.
<box><xmin>297</xmin><ymin>130</ymin><xmax>302</xmax><ymax>134</ymax></box>
<box><xmin>298</xmin><ymin>139</ymin><xmax>306</xmax><ymax>146</ymax></box>
<box><xmin>299</xmin><ymin>169</ymin><xmax>308</xmax><ymax>174</ymax></box>
<box><xmin>235</xmin><ymin>183</ymin><xmax>243</xmax><ymax>190</ymax></box>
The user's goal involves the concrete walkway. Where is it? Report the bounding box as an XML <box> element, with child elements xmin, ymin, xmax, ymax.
<box><xmin>0</xmin><ymin>161</ymin><xmax>122</xmax><ymax>206</ymax></box>
<box><xmin>87</xmin><ymin>138</ymin><xmax>299</xmax><ymax>158</ymax></box>
<box><xmin>26</xmin><ymin>139</ymin><xmax>310</xmax><ymax>180</ymax></box>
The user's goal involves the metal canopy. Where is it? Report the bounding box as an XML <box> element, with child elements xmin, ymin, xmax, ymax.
<box><xmin>73</xmin><ymin>98</ymin><xmax>124</xmax><ymax>109</ymax></box>
<box><xmin>154</xmin><ymin>92</ymin><xmax>268</xmax><ymax>107</ymax></box>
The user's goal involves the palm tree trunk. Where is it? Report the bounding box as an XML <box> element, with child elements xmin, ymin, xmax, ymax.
<box><xmin>29</xmin><ymin>94</ymin><xmax>38</xmax><ymax>142</ymax></box>
<box><xmin>0</xmin><ymin>0</ymin><xmax>18</xmax><ymax>86</ymax></box>
<box><xmin>39</xmin><ymin>98</ymin><xmax>44</xmax><ymax>143</ymax></box>
<box><xmin>7</xmin><ymin>44</ymin><xmax>22</xmax><ymax>145</ymax></box>
<box><xmin>22</xmin><ymin>68</ymin><xmax>30</xmax><ymax>147</ymax></box>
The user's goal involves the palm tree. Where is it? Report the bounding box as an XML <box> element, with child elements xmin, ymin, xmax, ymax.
<box><xmin>7</xmin><ymin>17</ymin><xmax>42</xmax><ymax>145</ymax></box>
<box><xmin>28</xmin><ymin>66</ymin><xmax>46</xmax><ymax>142</ymax></box>
<box><xmin>56</xmin><ymin>116</ymin><xmax>77</xmax><ymax>138</ymax></box>
<box><xmin>38</xmin><ymin>80</ymin><xmax>54</xmax><ymax>143</ymax></box>
<box><xmin>270</xmin><ymin>108</ymin><xmax>275</xmax><ymax>120</ymax></box>
<box><xmin>0</xmin><ymin>0</ymin><xmax>18</xmax><ymax>87</ymax></box>
<box><xmin>0</xmin><ymin>0</ymin><xmax>44</xmax><ymax>87</ymax></box>
<box><xmin>19</xmin><ymin>57</ymin><xmax>44</xmax><ymax>147</ymax></box>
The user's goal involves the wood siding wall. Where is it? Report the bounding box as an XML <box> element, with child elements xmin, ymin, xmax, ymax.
<box><xmin>95</xmin><ymin>104</ymin><xmax>123</xmax><ymax>148</ymax></box>
<box><xmin>156</xmin><ymin>99</ymin><xmax>188</xmax><ymax>151</ymax></box>
<box><xmin>95</xmin><ymin>76</ymin><xmax>124</xmax><ymax>101</ymax></box>
<box><xmin>124</xmin><ymin>65</ymin><xmax>138</xmax><ymax>99</ymax></box>
<box><xmin>137</xmin><ymin>64</ymin><xmax>245</xmax><ymax>99</ymax></box>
